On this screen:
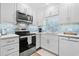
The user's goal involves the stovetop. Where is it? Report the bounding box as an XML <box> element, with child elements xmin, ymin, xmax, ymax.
<box><xmin>15</xmin><ymin>30</ymin><xmax>36</xmax><ymax>36</ymax></box>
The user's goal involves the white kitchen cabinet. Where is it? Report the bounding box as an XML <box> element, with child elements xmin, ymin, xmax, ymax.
<box><xmin>7</xmin><ymin>51</ymin><xmax>19</xmax><ymax>56</ymax></box>
<box><xmin>69</xmin><ymin>4</ymin><xmax>79</xmax><ymax>23</ymax></box>
<box><xmin>59</xmin><ymin>4</ymin><xmax>79</xmax><ymax>24</ymax></box>
<box><xmin>41</xmin><ymin>33</ymin><xmax>58</xmax><ymax>55</ymax></box>
<box><xmin>45</xmin><ymin>6</ymin><xmax>59</xmax><ymax>17</ymax></box>
<box><xmin>16</xmin><ymin>3</ymin><xmax>26</xmax><ymax>13</ymax></box>
<box><xmin>59</xmin><ymin>4</ymin><xmax>69</xmax><ymax>24</ymax></box>
<box><xmin>48</xmin><ymin>34</ymin><xmax>58</xmax><ymax>55</ymax></box>
<box><xmin>59</xmin><ymin>37</ymin><xmax>79</xmax><ymax>56</ymax></box>
<box><xmin>26</xmin><ymin>7</ymin><xmax>32</xmax><ymax>15</ymax></box>
<box><xmin>0</xmin><ymin>34</ymin><xmax>19</xmax><ymax>56</ymax></box>
<box><xmin>0</xmin><ymin>37</ymin><xmax>19</xmax><ymax>46</ymax></box>
<box><xmin>1</xmin><ymin>43</ymin><xmax>19</xmax><ymax>56</ymax></box>
<box><xmin>41</xmin><ymin>34</ymin><xmax>49</xmax><ymax>50</ymax></box>
<box><xmin>36</xmin><ymin>34</ymin><xmax>41</xmax><ymax>49</ymax></box>
<box><xmin>1</xmin><ymin>3</ymin><xmax>16</xmax><ymax>24</ymax></box>
<box><xmin>17</xmin><ymin>3</ymin><xmax>32</xmax><ymax>15</ymax></box>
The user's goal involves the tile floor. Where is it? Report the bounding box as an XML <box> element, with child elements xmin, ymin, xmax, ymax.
<box><xmin>31</xmin><ymin>49</ymin><xmax>56</xmax><ymax>56</ymax></box>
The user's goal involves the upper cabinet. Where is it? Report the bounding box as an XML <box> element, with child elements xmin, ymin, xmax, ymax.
<box><xmin>59</xmin><ymin>3</ymin><xmax>79</xmax><ymax>24</ymax></box>
<box><xmin>1</xmin><ymin>3</ymin><xmax>16</xmax><ymax>24</ymax></box>
<box><xmin>45</xmin><ymin>5</ymin><xmax>59</xmax><ymax>17</ymax></box>
<box><xmin>69</xmin><ymin>4</ymin><xmax>79</xmax><ymax>23</ymax></box>
<box><xmin>16</xmin><ymin>3</ymin><xmax>33</xmax><ymax>15</ymax></box>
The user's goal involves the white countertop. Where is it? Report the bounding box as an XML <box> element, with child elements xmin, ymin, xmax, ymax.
<box><xmin>38</xmin><ymin>32</ymin><xmax>79</xmax><ymax>38</ymax></box>
<box><xmin>40</xmin><ymin>32</ymin><xmax>58</xmax><ymax>35</ymax></box>
<box><xmin>0</xmin><ymin>34</ymin><xmax>19</xmax><ymax>39</ymax></box>
<box><xmin>0</xmin><ymin>32</ymin><xmax>79</xmax><ymax>39</ymax></box>
<box><xmin>57</xmin><ymin>33</ymin><xmax>79</xmax><ymax>38</ymax></box>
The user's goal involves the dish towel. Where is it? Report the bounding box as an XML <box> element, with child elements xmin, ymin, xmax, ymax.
<box><xmin>28</xmin><ymin>36</ymin><xmax>32</xmax><ymax>45</ymax></box>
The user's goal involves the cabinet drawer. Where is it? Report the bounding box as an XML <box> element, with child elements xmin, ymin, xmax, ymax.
<box><xmin>1</xmin><ymin>37</ymin><xmax>19</xmax><ymax>46</ymax></box>
<box><xmin>7</xmin><ymin>51</ymin><xmax>19</xmax><ymax>56</ymax></box>
<box><xmin>1</xmin><ymin>43</ymin><xmax>19</xmax><ymax>56</ymax></box>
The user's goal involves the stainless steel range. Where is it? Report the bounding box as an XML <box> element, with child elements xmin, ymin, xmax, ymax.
<box><xmin>15</xmin><ymin>30</ymin><xmax>36</xmax><ymax>56</ymax></box>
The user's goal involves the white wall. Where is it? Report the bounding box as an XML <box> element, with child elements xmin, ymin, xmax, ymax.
<box><xmin>17</xmin><ymin>3</ymin><xmax>33</xmax><ymax>15</ymax></box>
<box><xmin>32</xmin><ymin>10</ymin><xmax>45</xmax><ymax>26</ymax></box>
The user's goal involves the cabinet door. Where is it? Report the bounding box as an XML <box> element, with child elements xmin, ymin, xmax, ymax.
<box><xmin>1</xmin><ymin>3</ymin><xmax>16</xmax><ymax>24</ymax></box>
<box><xmin>48</xmin><ymin>34</ymin><xmax>58</xmax><ymax>54</ymax></box>
<box><xmin>69</xmin><ymin>4</ymin><xmax>79</xmax><ymax>23</ymax></box>
<box><xmin>36</xmin><ymin>34</ymin><xmax>41</xmax><ymax>49</ymax></box>
<box><xmin>59</xmin><ymin>37</ymin><xmax>79</xmax><ymax>56</ymax></box>
<box><xmin>59</xmin><ymin>4</ymin><xmax>79</xmax><ymax>24</ymax></box>
<box><xmin>41</xmin><ymin>34</ymin><xmax>49</xmax><ymax>50</ymax></box>
<box><xmin>59</xmin><ymin>4</ymin><xmax>69</xmax><ymax>24</ymax></box>
<box><xmin>16</xmin><ymin>3</ymin><xmax>25</xmax><ymax>13</ymax></box>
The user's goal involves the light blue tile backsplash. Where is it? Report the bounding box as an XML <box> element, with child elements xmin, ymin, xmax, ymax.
<box><xmin>28</xmin><ymin>25</ymin><xmax>38</xmax><ymax>32</ymax></box>
<box><xmin>59</xmin><ymin>24</ymin><xmax>79</xmax><ymax>33</ymax></box>
<box><xmin>0</xmin><ymin>23</ymin><xmax>16</xmax><ymax>34</ymax></box>
<box><xmin>42</xmin><ymin>16</ymin><xmax>79</xmax><ymax>33</ymax></box>
<box><xmin>42</xmin><ymin>16</ymin><xmax>60</xmax><ymax>32</ymax></box>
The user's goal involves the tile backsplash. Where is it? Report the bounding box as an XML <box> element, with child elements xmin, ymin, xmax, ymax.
<box><xmin>42</xmin><ymin>16</ymin><xmax>79</xmax><ymax>33</ymax></box>
<box><xmin>28</xmin><ymin>25</ymin><xmax>38</xmax><ymax>33</ymax></box>
<box><xmin>42</xmin><ymin>16</ymin><xmax>60</xmax><ymax>32</ymax></box>
<box><xmin>0</xmin><ymin>23</ymin><xmax>16</xmax><ymax>35</ymax></box>
<box><xmin>59</xmin><ymin>24</ymin><xmax>79</xmax><ymax>33</ymax></box>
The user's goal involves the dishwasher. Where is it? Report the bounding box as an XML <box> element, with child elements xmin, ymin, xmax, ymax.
<box><xmin>59</xmin><ymin>37</ymin><xmax>79</xmax><ymax>56</ymax></box>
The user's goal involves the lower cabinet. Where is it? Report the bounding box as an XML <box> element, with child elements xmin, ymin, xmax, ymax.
<box><xmin>59</xmin><ymin>37</ymin><xmax>79</xmax><ymax>56</ymax></box>
<box><xmin>0</xmin><ymin>35</ymin><xmax>19</xmax><ymax>56</ymax></box>
<box><xmin>36</xmin><ymin>34</ymin><xmax>41</xmax><ymax>49</ymax></box>
<box><xmin>7</xmin><ymin>51</ymin><xmax>19</xmax><ymax>56</ymax></box>
<box><xmin>1</xmin><ymin>43</ymin><xmax>19</xmax><ymax>56</ymax></box>
<box><xmin>41</xmin><ymin>33</ymin><xmax>58</xmax><ymax>55</ymax></box>
<box><xmin>48</xmin><ymin>34</ymin><xmax>58</xmax><ymax>55</ymax></box>
<box><xmin>41</xmin><ymin>34</ymin><xmax>49</xmax><ymax>50</ymax></box>
<box><xmin>41</xmin><ymin>33</ymin><xmax>79</xmax><ymax>56</ymax></box>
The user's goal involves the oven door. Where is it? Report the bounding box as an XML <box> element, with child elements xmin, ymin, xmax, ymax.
<box><xmin>27</xmin><ymin>35</ymin><xmax>36</xmax><ymax>48</ymax></box>
<box><xmin>20</xmin><ymin>37</ymin><xmax>28</xmax><ymax>53</ymax></box>
<box><xmin>19</xmin><ymin>35</ymin><xmax>36</xmax><ymax>53</ymax></box>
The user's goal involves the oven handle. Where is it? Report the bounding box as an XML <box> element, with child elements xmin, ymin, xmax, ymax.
<box><xmin>20</xmin><ymin>36</ymin><xmax>29</xmax><ymax>38</ymax></box>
